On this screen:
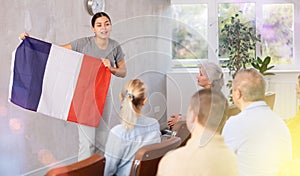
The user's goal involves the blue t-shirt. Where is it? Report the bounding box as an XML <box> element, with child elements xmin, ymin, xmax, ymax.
<box><xmin>104</xmin><ymin>116</ymin><xmax>161</xmax><ymax>176</ymax></box>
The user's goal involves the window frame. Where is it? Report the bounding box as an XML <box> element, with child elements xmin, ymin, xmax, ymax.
<box><xmin>171</xmin><ymin>0</ymin><xmax>300</xmax><ymax>70</ymax></box>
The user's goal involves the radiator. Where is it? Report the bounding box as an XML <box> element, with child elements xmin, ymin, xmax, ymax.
<box><xmin>268</xmin><ymin>73</ymin><xmax>298</xmax><ymax>120</ymax></box>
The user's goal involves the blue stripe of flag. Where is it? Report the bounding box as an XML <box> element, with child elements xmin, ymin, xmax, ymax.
<box><xmin>11</xmin><ymin>37</ymin><xmax>51</xmax><ymax>111</ymax></box>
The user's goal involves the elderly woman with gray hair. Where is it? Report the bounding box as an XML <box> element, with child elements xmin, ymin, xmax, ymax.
<box><xmin>168</xmin><ymin>61</ymin><xmax>225</xmax><ymax>127</ymax></box>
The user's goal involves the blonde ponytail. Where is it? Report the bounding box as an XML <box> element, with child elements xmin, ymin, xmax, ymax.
<box><xmin>119</xmin><ymin>79</ymin><xmax>146</xmax><ymax>130</ymax></box>
<box><xmin>120</xmin><ymin>92</ymin><xmax>137</xmax><ymax>130</ymax></box>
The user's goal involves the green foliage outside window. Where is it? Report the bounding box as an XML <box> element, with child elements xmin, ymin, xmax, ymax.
<box><xmin>261</xmin><ymin>4</ymin><xmax>294</xmax><ymax>64</ymax></box>
<box><xmin>172</xmin><ymin>4</ymin><xmax>208</xmax><ymax>60</ymax></box>
<box><xmin>172</xmin><ymin>26</ymin><xmax>207</xmax><ymax>59</ymax></box>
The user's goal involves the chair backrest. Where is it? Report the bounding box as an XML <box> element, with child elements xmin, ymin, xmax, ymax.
<box><xmin>45</xmin><ymin>154</ymin><xmax>105</xmax><ymax>176</ymax></box>
<box><xmin>130</xmin><ymin>137</ymin><xmax>181</xmax><ymax>176</ymax></box>
<box><xmin>171</xmin><ymin>121</ymin><xmax>191</xmax><ymax>147</ymax></box>
<box><xmin>227</xmin><ymin>104</ymin><xmax>240</xmax><ymax>118</ymax></box>
<box><xmin>264</xmin><ymin>92</ymin><xmax>276</xmax><ymax>110</ymax></box>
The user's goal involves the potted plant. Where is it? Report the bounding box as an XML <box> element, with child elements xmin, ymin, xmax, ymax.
<box><xmin>251</xmin><ymin>56</ymin><xmax>275</xmax><ymax>76</ymax></box>
<box><xmin>219</xmin><ymin>12</ymin><xmax>261</xmax><ymax>101</ymax></box>
<box><xmin>219</xmin><ymin>12</ymin><xmax>260</xmax><ymax>77</ymax></box>
<box><xmin>252</xmin><ymin>56</ymin><xmax>275</xmax><ymax>91</ymax></box>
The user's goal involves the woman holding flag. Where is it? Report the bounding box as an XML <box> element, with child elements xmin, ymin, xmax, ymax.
<box><xmin>20</xmin><ymin>12</ymin><xmax>127</xmax><ymax>161</ymax></box>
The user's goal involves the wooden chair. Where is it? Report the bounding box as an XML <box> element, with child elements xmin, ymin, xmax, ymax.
<box><xmin>227</xmin><ymin>104</ymin><xmax>241</xmax><ymax>118</ymax></box>
<box><xmin>129</xmin><ymin>137</ymin><xmax>181</xmax><ymax>176</ymax></box>
<box><xmin>45</xmin><ymin>154</ymin><xmax>105</xmax><ymax>176</ymax></box>
<box><xmin>171</xmin><ymin>121</ymin><xmax>191</xmax><ymax>147</ymax></box>
<box><xmin>264</xmin><ymin>92</ymin><xmax>276</xmax><ymax>110</ymax></box>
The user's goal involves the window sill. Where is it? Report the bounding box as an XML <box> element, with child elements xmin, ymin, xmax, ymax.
<box><xmin>168</xmin><ymin>67</ymin><xmax>300</xmax><ymax>74</ymax></box>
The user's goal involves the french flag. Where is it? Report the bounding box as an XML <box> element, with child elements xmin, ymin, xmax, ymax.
<box><xmin>9</xmin><ymin>37</ymin><xmax>111</xmax><ymax>127</ymax></box>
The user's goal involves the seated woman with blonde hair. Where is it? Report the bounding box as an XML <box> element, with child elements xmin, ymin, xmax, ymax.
<box><xmin>104</xmin><ymin>79</ymin><xmax>161</xmax><ymax>176</ymax></box>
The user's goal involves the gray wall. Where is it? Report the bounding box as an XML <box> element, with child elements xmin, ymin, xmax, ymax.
<box><xmin>0</xmin><ymin>0</ymin><xmax>172</xmax><ymax>175</ymax></box>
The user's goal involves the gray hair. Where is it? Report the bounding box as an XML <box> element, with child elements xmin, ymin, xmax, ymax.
<box><xmin>199</xmin><ymin>61</ymin><xmax>224</xmax><ymax>90</ymax></box>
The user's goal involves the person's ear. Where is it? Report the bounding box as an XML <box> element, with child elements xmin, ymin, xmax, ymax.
<box><xmin>186</xmin><ymin>110</ymin><xmax>196</xmax><ymax>132</ymax></box>
<box><xmin>119</xmin><ymin>93</ymin><xmax>124</xmax><ymax>102</ymax></box>
<box><xmin>91</xmin><ymin>26</ymin><xmax>96</xmax><ymax>33</ymax></box>
<box><xmin>187</xmin><ymin>110</ymin><xmax>196</xmax><ymax>124</ymax></box>
<box><xmin>235</xmin><ymin>89</ymin><xmax>242</xmax><ymax>99</ymax></box>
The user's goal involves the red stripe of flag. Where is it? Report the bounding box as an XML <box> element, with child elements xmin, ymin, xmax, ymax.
<box><xmin>67</xmin><ymin>55</ymin><xmax>111</xmax><ymax>127</ymax></box>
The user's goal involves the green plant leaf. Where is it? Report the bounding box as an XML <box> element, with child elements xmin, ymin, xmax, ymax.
<box><xmin>251</xmin><ymin>63</ymin><xmax>258</xmax><ymax>69</ymax></box>
<box><xmin>219</xmin><ymin>11</ymin><xmax>262</xmax><ymax>82</ymax></box>
<box><xmin>267</xmin><ymin>65</ymin><xmax>275</xmax><ymax>70</ymax></box>
<box><xmin>257</xmin><ymin>57</ymin><xmax>263</xmax><ymax>64</ymax></box>
<box><xmin>263</xmin><ymin>56</ymin><xmax>271</xmax><ymax>65</ymax></box>
<box><xmin>264</xmin><ymin>72</ymin><xmax>275</xmax><ymax>76</ymax></box>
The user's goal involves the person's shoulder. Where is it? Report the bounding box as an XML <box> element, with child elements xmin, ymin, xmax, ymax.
<box><xmin>225</xmin><ymin>114</ymin><xmax>242</xmax><ymax>125</ymax></box>
<box><xmin>79</xmin><ymin>36</ymin><xmax>94</xmax><ymax>43</ymax></box>
<box><xmin>109</xmin><ymin>38</ymin><xmax>118</xmax><ymax>43</ymax></box>
<box><xmin>136</xmin><ymin>116</ymin><xmax>159</xmax><ymax>131</ymax></box>
<box><xmin>160</xmin><ymin>147</ymin><xmax>185</xmax><ymax>164</ymax></box>
<box><xmin>158</xmin><ymin>145</ymin><xmax>195</xmax><ymax>175</ymax></box>
<box><xmin>157</xmin><ymin>149</ymin><xmax>178</xmax><ymax>176</ymax></box>
<box><xmin>110</xmin><ymin>124</ymin><xmax>125</xmax><ymax>135</ymax></box>
<box><xmin>144</xmin><ymin>116</ymin><xmax>158</xmax><ymax>122</ymax></box>
<box><xmin>160</xmin><ymin>149</ymin><xmax>175</xmax><ymax>163</ymax></box>
<box><xmin>71</xmin><ymin>36</ymin><xmax>93</xmax><ymax>44</ymax></box>
<box><xmin>142</xmin><ymin>116</ymin><xmax>159</xmax><ymax>126</ymax></box>
<box><xmin>222</xmin><ymin>114</ymin><xmax>244</xmax><ymax>134</ymax></box>
<box><xmin>108</xmin><ymin>38</ymin><xmax>121</xmax><ymax>46</ymax></box>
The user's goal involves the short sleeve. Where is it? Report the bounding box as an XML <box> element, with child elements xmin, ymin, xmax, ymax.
<box><xmin>111</xmin><ymin>40</ymin><xmax>125</xmax><ymax>64</ymax></box>
<box><xmin>70</xmin><ymin>38</ymin><xmax>86</xmax><ymax>53</ymax></box>
<box><xmin>222</xmin><ymin>118</ymin><xmax>240</xmax><ymax>153</ymax></box>
<box><xmin>116</xmin><ymin>44</ymin><xmax>124</xmax><ymax>63</ymax></box>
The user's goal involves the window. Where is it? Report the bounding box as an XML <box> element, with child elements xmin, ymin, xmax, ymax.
<box><xmin>172</xmin><ymin>3</ymin><xmax>208</xmax><ymax>67</ymax></box>
<box><xmin>261</xmin><ymin>4</ymin><xmax>294</xmax><ymax>65</ymax></box>
<box><xmin>171</xmin><ymin>0</ymin><xmax>297</xmax><ymax>69</ymax></box>
<box><xmin>218</xmin><ymin>3</ymin><xmax>255</xmax><ymax>59</ymax></box>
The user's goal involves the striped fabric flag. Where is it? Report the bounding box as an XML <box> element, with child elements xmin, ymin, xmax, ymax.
<box><xmin>9</xmin><ymin>37</ymin><xmax>111</xmax><ymax>127</ymax></box>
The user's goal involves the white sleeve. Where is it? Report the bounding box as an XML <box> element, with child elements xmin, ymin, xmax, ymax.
<box><xmin>222</xmin><ymin>119</ymin><xmax>240</xmax><ymax>153</ymax></box>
